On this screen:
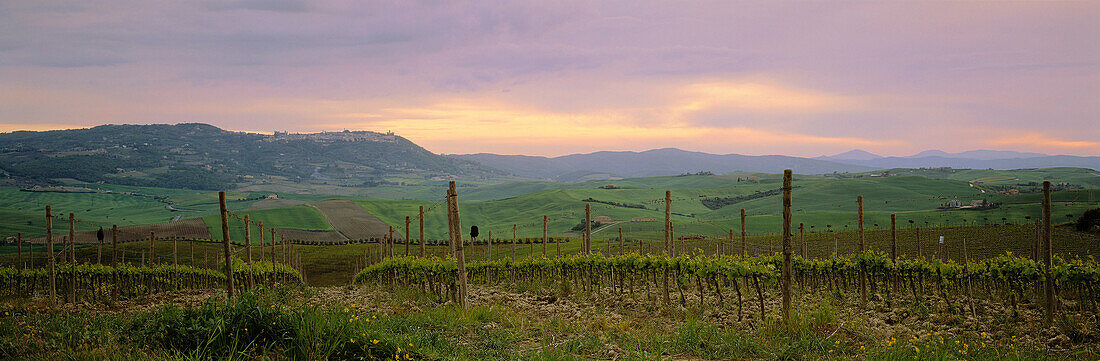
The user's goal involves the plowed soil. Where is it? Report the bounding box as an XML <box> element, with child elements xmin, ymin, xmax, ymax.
<box><xmin>310</xmin><ymin>200</ymin><xmax>401</xmax><ymax>240</ymax></box>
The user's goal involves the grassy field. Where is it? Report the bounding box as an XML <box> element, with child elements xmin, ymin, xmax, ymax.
<box><xmin>200</xmin><ymin>205</ymin><xmax>335</xmax><ymax>245</ymax></box>
<box><xmin>1</xmin><ymin>168</ymin><xmax>1097</xmax><ymax>246</ymax></box>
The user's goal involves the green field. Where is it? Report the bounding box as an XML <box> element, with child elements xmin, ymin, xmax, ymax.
<box><xmin>200</xmin><ymin>205</ymin><xmax>335</xmax><ymax>244</ymax></box>
<box><xmin>1</xmin><ymin>167</ymin><xmax>1097</xmax><ymax>248</ymax></box>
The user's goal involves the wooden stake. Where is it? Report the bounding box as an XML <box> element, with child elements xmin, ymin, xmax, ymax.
<box><xmin>447</xmin><ymin>181</ymin><xmax>468</xmax><ymax>308</ymax></box>
<box><xmin>619</xmin><ymin>227</ymin><xmax>624</xmax><ymax>256</ymax></box>
<box><xmin>890</xmin><ymin>214</ymin><xmax>897</xmax><ymax>263</ymax></box>
<box><xmin>916</xmin><ymin>227</ymin><xmax>922</xmax><ymax>260</ymax></box>
<box><xmin>388</xmin><ymin>226</ymin><xmax>395</xmax><ymax>258</ymax></box>
<box><xmin>543</xmin><ymin>215</ymin><xmax>548</xmax><ymax>257</ymax></box>
<box><xmin>419</xmin><ymin>206</ymin><xmax>426</xmax><ymax>257</ymax></box>
<box><xmin>725</xmin><ymin>229</ymin><xmax>732</xmax><ymax>256</ymax></box>
<box><xmin>16</xmin><ymin>233</ymin><xmax>21</xmax><ymax>270</ymax></box>
<box><xmin>258</xmin><ymin>221</ymin><xmax>265</xmax><ymax>262</ymax></box>
<box><xmin>665</xmin><ymin>190</ymin><xmax>672</xmax><ymax>255</ymax></box>
<box><xmin>405</xmin><ymin>216</ymin><xmax>411</xmax><ymax>257</ymax></box>
<box><xmin>68</xmin><ymin>213</ymin><xmax>75</xmax><ymax>303</ymax></box>
<box><xmin>1042</xmin><ymin>181</ymin><xmax>1054</xmax><ymax>324</ymax></box>
<box><xmin>96</xmin><ymin>228</ymin><xmax>102</xmax><ymax>264</ymax></box>
<box><xmin>963</xmin><ymin>237</ymin><xmax>976</xmax><ymax>318</ymax></box>
<box><xmin>799</xmin><ymin>223</ymin><xmax>805</xmax><ymax>259</ymax></box>
<box><xmin>46</xmin><ymin>206</ymin><xmax>56</xmax><ymax>305</ymax></box>
<box><xmin>740</xmin><ymin>209</ymin><xmax>747</xmax><ymax>259</ymax></box>
<box><xmin>111</xmin><ymin>226</ymin><xmax>118</xmax><ymax>267</ymax></box>
<box><xmin>858</xmin><ymin>195</ymin><xmax>866</xmax><ymax>303</ymax></box>
<box><xmin>111</xmin><ymin>225</ymin><xmax>117</xmax><ymax>300</ymax></box>
<box><xmin>149</xmin><ymin>231</ymin><xmax>155</xmax><ymax>266</ymax></box>
<box><xmin>244</xmin><ymin>215</ymin><xmax>253</xmax><ymax>289</ymax></box>
<box><xmin>218</xmin><ymin>191</ymin><xmax>235</xmax><ymax>299</ymax></box>
<box><xmin>487</xmin><ymin>230</ymin><xmax>493</xmax><ymax>262</ymax></box>
<box><xmin>512</xmin><ymin>224</ymin><xmax>517</xmax><ymax>262</ymax></box>
<box><xmin>781</xmin><ymin>170</ymin><xmax>793</xmax><ymax>324</ymax></box>
<box><xmin>584</xmin><ymin>203</ymin><xmax>592</xmax><ymax>255</ymax></box>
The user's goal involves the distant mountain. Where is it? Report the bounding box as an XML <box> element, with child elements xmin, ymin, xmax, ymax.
<box><xmin>815</xmin><ymin>149</ymin><xmax>882</xmax><ymax>161</ymax></box>
<box><xmin>904</xmin><ymin>149</ymin><xmax>1048</xmax><ymax>160</ymax></box>
<box><xmin>828</xmin><ymin>155</ymin><xmax>1100</xmax><ymax>170</ymax></box>
<box><xmin>0</xmin><ymin>123</ymin><xmax>501</xmax><ymax>190</ymax></box>
<box><xmin>813</xmin><ymin>148</ymin><xmax>1095</xmax><ymax>170</ymax></box>
<box><xmin>450</xmin><ymin>148</ymin><xmax>874</xmax><ymax>180</ymax></box>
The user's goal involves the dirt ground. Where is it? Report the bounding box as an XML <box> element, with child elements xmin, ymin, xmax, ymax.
<box><xmin>310</xmin><ymin>200</ymin><xmax>400</xmax><ymax>240</ymax></box>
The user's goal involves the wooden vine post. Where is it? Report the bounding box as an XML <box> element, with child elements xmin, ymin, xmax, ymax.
<box><xmin>218</xmin><ymin>191</ymin><xmax>235</xmax><ymax>299</ymax></box>
<box><xmin>487</xmin><ymin>230</ymin><xmax>493</xmax><ymax>262</ymax></box>
<box><xmin>258</xmin><ymin>221</ymin><xmax>264</xmax><ymax>262</ymax></box>
<box><xmin>890</xmin><ymin>214</ymin><xmax>897</xmax><ymax>263</ymax></box>
<box><xmin>68</xmin><ymin>213</ymin><xmax>75</xmax><ymax>303</ymax></box>
<box><xmin>446</xmin><ymin>181</ymin><xmax>468</xmax><ymax>308</ymax></box>
<box><xmin>543</xmin><ymin>215</ymin><xmax>549</xmax><ymax>257</ymax></box>
<box><xmin>16</xmin><ymin>233</ymin><xmax>21</xmax><ymax>270</ymax></box>
<box><xmin>171</xmin><ymin>236</ymin><xmax>178</xmax><ymax>288</ymax></box>
<box><xmin>584</xmin><ymin>203</ymin><xmax>592</xmax><ymax>255</ymax></box>
<box><xmin>405</xmin><ymin>216</ymin><xmax>411</xmax><ymax>256</ymax></box>
<box><xmin>799</xmin><ymin>223</ymin><xmax>805</xmax><ymax>258</ymax></box>
<box><xmin>419</xmin><ymin>206</ymin><xmax>426</xmax><ymax>257</ymax></box>
<box><xmin>781</xmin><ymin>170</ymin><xmax>793</xmax><ymax>324</ymax></box>
<box><xmin>111</xmin><ymin>226</ymin><xmax>118</xmax><ymax>266</ymax></box>
<box><xmin>111</xmin><ymin>225</ymin><xmax>117</xmax><ymax>300</ymax></box>
<box><xmin>96</xmin><ymin>228</ymin><xmax>102</xmax><ymax>264</ymax></box>
<box><xmin>387</xmin><ymin>226</ymin><xmax>395</xmax><ymax>258</ymax></box>
<box><xmin>665</xmin><ymin>190</ymin><xmax>672</xmax><ymax>255</ymax></box>
<box><xmin>512</xmin><ymin>224</ymin><xmax>517</xmax><ymax>262</ymax></box>
<box><xmin>27</xmin><ymin>232</ymin><xmax>33</xmax><ymax>270</ymax></box>
<box><xmin>148</xmin><ymin>231</ymin><xmax>155</xmax><ymax>266</ymax></box>
<box><xmin>271</xmin><ymin>229</ymin><xmax>277</xmax><ymax>264</ymax></box>
<box><xmin>619</xmin><ymin>227</ymin><xmax>624</xmax><ymax>256</ymax></box>
<box><xmin>244</xmin><ymin>215</ymin><xmax>253</xmax><ymax>289</ymax></box>
<box><xmin>46</xmin><ymin>206</ymin><xmax>55</xmax><ymax>305</ymax></box>
<box><xmin>857</xmin><ymin>195</ymin><xmax>866</xmax><ymax>303</ymax></box>
<box><xmin>740</xmin><ymin>209</ymin><xmax>747</xmax><ymax>258</ymax></box>
<box><xmin>963</xmin><ymin>237</ymin><xmax>975</xmax><ymax>317</ymax></box>
<box><xmin>1042</xmin><ymin>181</ymin><xmax>1054</xmax><ymax>324</ymax></box>
<box><xmin>916</xmin><ymin>227</ymin><xmax>923</xmax><ymax>259</ymax></box>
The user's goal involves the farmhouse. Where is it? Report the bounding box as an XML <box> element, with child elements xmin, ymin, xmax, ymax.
<box><xmin>593</xmin><ymin>216</ymin><xmax>612</xmax><ymax>222</ymax></box>
<box><xmin>632</xmin><ymin>217</ymin><xmax>657</xmax><ymax>222</ymax></box>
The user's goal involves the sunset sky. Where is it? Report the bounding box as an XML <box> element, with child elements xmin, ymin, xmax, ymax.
<box><xmin>1</xmin><ymin>1</ymin><xmax>1097</xmax><ymax>157</ymax></box>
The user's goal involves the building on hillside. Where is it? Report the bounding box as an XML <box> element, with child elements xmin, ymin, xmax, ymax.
<box><xmin>945</xmin><ymin>199</ymin><xmax>963</xmax><ymax>208</ymax></box>
<box><xmin>593</xmin><ymin>216</ymin><xmax>612</xmax><ymax>223</ymax></box>
<box><xmin>632</xmin><ymin>217</ymin><xmax>657</xmax><ymax>222</ymax></box>
<box><xmin>970</xmin><ymin>199</ymin><xmax>986</xmax><ymax>207</ymax></box>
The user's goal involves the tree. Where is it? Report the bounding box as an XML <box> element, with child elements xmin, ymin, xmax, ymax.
<box><xmin>1076</xmin><ymin>209</ymin><xmax>1100</xmax><ymax>233</ymax></box>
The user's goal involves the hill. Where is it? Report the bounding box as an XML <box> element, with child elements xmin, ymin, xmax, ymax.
<box><xmin>0</xmin><ymin>123</ymin><xmax>503</xmax><ymax>190</ymax></box>
<box><xmin>450</xmin><ymin>148</ymin><xmax>873</xmax><ymax>180</ymax></box>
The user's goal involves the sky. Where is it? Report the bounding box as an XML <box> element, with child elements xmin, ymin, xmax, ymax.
<box><xmin>1</xmin><ymin>1</ymin><xmax>1098</xmax><ymax>157</ymax></box>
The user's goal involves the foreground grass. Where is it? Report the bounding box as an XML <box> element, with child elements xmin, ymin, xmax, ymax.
<box><xmin>2</xmin><ymin>284</ymin><xmax>1096</xmax><ymax>360</ymax></box>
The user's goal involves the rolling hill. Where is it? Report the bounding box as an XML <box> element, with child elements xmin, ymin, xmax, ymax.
<box><xmin>0</xmin><ymin>123</ymin><xmax>503</xmax><ymax>190</ymax></box>
<box><xmin>450</xmin><ymin>148</ymin><xmax>874</xmax><ymax>180</ymax></box>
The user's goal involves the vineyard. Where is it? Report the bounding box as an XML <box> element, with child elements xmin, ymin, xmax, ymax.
<box><xmin>355</xmin><ymin>252</ymin><xmax>1100</xmax><ymax>322</ymax></box>
<box><xmin>0</xmin><ymin>176</ymin><xmax>1098</xmax><ymax>360</ymax></box>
